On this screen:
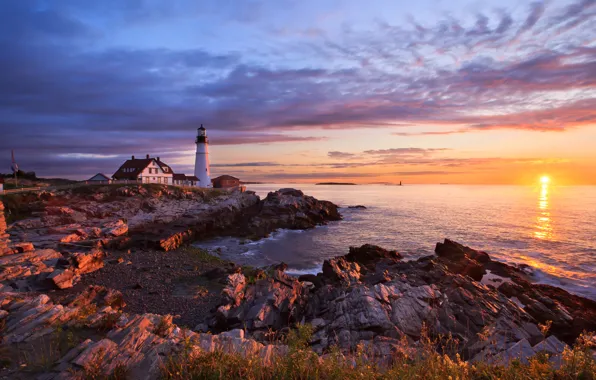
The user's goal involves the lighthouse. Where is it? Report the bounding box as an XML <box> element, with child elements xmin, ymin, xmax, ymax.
<box><xmin>194</xmin><ymin>124</ymin><xmax>212</xmax><ymax>188</ymax></box>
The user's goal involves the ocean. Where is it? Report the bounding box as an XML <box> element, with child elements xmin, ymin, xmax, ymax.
<box><xmin>196</xmin><ymin>184</ymin><xmax>596</xmax><ymax>301</ymax></box>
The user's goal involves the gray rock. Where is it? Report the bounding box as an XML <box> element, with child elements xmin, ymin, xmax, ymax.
<box><xmin>533</xmin><ymin>335</ymin><xmax>568</xmax><ymax>355</ymax></box>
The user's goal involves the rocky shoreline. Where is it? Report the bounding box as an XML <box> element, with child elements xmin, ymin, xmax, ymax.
<box><xmin>1</xmin><ymin>185</ymin><xmax>595</xmax><ymax>378</ymax></box>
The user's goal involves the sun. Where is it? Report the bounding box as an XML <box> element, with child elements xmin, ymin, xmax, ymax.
<box><xmin>540</xmin><ymin>176</ymin><xmax>550</xmax><ymax>184</ymax></box>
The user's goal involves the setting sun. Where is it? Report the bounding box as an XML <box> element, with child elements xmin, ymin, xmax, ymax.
<box><xmin>540</xmin><ymin>176</ymin><xmax>551</xmax><ymax>184</ymax></box>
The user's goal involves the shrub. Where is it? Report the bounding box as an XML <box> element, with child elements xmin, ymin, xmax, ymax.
<box><xmin>182</xmin><ymin>246</ymin><xmax>225</xmax><ymax>264</ymax></box>
<box><xmin>161</xmin><ymin>328</ymin><xmax>596</xmax><ymax>380</ymax></box>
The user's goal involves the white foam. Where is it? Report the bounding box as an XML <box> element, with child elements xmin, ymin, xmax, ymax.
<box><xmin>286</xmin><ymin>267</ymin><xmax>321</xmax><ymax>276</ymax></box>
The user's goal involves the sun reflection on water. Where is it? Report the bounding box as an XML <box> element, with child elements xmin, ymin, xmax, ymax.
<box><xmin>534</xmin><ymin>182</ymin><xmax>553</xmax><ymax>240</ymax></box>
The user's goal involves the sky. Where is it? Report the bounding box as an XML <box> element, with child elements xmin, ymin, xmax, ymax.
<box><xmin>0</xmin><ymin>0</ymin><xmax>595</xmax><ymax>185</ymax></box>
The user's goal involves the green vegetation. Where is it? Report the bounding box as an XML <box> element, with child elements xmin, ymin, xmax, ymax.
<box><xmin>181</xmin><ymin>246</ymin><xmax>226</xmax><ymax>264</ymax></box>
<box><xmin>98</xmin><ymin>312</ymin><xmax>122</xmax><ymax>332</ymax></box>
<box><xmin>153</xmin><ymin>315</ymin><xmax>173</xmax><ymax>338</ymax></box>
<box><xmin>19</xmin><ymin>326</ymin><xmax>85</xmax><ymax>373</ymax></box>
<box><xmin>201</xmin><ymin>188</ymin><xmax>226</xmax><ymax>202</ymax></box>
<box><xmin>162</xmin><ymin>324</ymin><xmax>596</xmax><ymax>380</ymax></box>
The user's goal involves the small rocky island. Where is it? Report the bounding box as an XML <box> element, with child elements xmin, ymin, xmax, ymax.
<box><xmin>0</xmin><ymin>184</ymin><xmax>594</xmax><ymax>379</ymax></box>
<box><xmin>315</xmin><ymin>182</ymin><xmax>357</xmax><ymax>185</ymax></box>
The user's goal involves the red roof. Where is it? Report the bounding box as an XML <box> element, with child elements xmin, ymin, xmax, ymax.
<box><xmin>212</xmin><ymin>175</ymin><xmax>239</xmax><ymax>182</ymax></box>
<box><xmin>173</xmin><ymin>174</ymin><xmax>199</xmax><ymax>182</ymax></box>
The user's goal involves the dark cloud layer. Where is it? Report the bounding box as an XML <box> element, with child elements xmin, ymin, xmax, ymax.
<box><xmin>0</xmin><ymin>0</ymin><xmax>594</xmax><ymax>178</ymax></box>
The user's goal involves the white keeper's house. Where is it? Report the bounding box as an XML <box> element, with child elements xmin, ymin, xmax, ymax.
<box><xmin>112</xmin><ymin>155</ymin><xmax>176</xmax><ymax>185</ymax></box>
<box><xmin>110</xmin><ymin>125</ymin><xmax>217</xmax><ymax>188</ymax></box>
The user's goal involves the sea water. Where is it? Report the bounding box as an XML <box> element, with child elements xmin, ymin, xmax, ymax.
<box><xmin>196</xmin><ymin>184</ymin><xmax>596</xmax><ymax>300</ymax></box>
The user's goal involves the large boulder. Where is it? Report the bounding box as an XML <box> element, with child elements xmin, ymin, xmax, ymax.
<box><xmin>345</xmin><ymin>244</ymin><xmax>402</xmax><ymax>268</ymax></box>
<box><xmin>435</xmin><ymin>239</ymin><xmax>487</xmax><ymax>281</ymax></box>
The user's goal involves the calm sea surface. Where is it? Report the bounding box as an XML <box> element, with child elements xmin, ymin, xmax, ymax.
<box><xmin>197</xmin><ymin>184</ymin><xmax>596</xmax><ymax>300</ymax></box>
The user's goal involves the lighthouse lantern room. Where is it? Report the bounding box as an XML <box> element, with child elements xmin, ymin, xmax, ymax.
<box><xmin>194</xmin><ymin>124</ymin><xmax>212</xmax><ymax>187</ymax></box>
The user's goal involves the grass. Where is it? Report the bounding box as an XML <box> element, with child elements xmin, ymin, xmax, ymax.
<box><xmin>161</xmin><ymin>324</ymin><xmax>596</xmax><ymax>380</ymax></box>
<box><xmin>181</xmin><ymin>246</ymin><xmax>226</xmax><ymax>264</ymax></box>
<box><xmin>154</xmin><ymin>315</ymin><xmax>173</xmax><ymax>338</ymax></box>
<box><xmin>19</xmin><ymin>326</ymin><xmax>86</xmax><ymax>373</ymax></box>
<box><xmin>97</xmin><ymin>312</ymin><xmax>122</xmax><ymax>332</ymax></box>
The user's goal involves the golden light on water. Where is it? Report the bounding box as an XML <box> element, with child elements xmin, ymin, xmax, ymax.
<box><xmin>534</xmin><ymin>177</ymin><xmax>553</xmax><ymax>240</ymax></box>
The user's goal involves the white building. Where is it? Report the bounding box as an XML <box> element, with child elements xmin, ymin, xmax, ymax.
<box><xmin>194</xmin><ymin>125</ymin><xmax>212</xmax><ymax>188</ymax></box>
<box><xmin>112</xmin><ymin>155</ymin><xmax>174</xmax><ymax>184</ymax></box>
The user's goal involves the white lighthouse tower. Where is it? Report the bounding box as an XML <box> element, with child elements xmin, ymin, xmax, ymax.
<box><xmin>194</xmin><ymin>124</ymin><xmax>212</xmax><ymax>188</ymax></box>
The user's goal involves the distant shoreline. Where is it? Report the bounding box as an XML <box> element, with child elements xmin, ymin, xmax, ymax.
<box><xmin>315</xmin><ymin>182</ymin><xmax>357</xmax><ymax>186</ymax></box>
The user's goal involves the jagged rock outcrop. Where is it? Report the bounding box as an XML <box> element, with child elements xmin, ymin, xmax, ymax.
<box><xmin>210</xmin><ymin>239</ymin><xmax>593</xmax><ymax>364</ymax></box>
<box><xmin>0</xmin><ymin>202</ymin><xmax>10</xmax><ymax>256</ymax></box>
<box><xmin>244</xmin><ymin>189</ymin><xmax>341</xmax><ymax>238</ymax></box>
<box><xmin>212</xmin><ymin>263</ymin><xmax>306</xmax><ymax>332</ymax></box>
<box><xmin>4</xmin><ymin>186</ymin><xmax>341</xmax><ymax>253</ymax></box>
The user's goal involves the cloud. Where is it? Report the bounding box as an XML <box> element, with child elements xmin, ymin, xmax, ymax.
<box><xmin>213</xmin><ymin>135</ymin><xmax>326</xmax><ymax>145</ymax></box>
<box><xmin>393</xmin><ymin>130</ymin><xmax>465</xmax><ymax>136</ymax></box>
<box><xmin>327</xmin><ymin>151</ymin><xmax>356</xmax><ymax>159</ymax></box>
<box><xmin>0</xmin><ymin>0</ymin><xmax>594</xmax><ymax>177</ymax></box>
<box><xmin>211</xmin><ymin>162</ymin><xmax>281</xmax><ymax>167</ymax></box>
<box><xmin>393</xmin><ymin>171</ymin><xmax>467</xmax><ymax>176</ymax></box>
<box><xmin>363</xmin><ymin>148</ymin><xmax>450</xmax><ymax>156</ymax></box>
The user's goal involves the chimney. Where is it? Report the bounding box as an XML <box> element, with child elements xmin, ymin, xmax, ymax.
<box><xmin>157</xmin><ymin>156</ymin><xmax>160</xmax><ymax>161</ymax></box>
<box><xmin>146</xmin><ymin>154</ymin><xmax>150</xmax><ymax>159</ymax></box>
<box><xmin>131</xmin><ymin>155</ymin><xmax>135</xmax><ymax>160</ymax></box>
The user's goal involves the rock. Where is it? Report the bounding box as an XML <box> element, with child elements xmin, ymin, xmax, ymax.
<box><xmin>322</xmin><ymin>257</ymin><xmax>361</xmax><ymax>286</ymax></box>
<box><xmin>222</xmin><ymin>273</ymin><xmax>246</xmax><ymax>307</ymax></box>
<box><xmin>435</xmin><ymin>239</ymin><xmax>487</xmax><ymax>281</ymax></box>
<box><xmin>0</xmin><ymin>202</ymin><xmax>12</xmax><ymax>256</ymax></box>
<box><xmin>277</xmin><ymin>188</ymin><xmax>304</xmax><ymax>197</ymax></box>
<box><xmin>214</xmin><ymin>266</ymin><xmax>304</xmax><ymax>332</ymax></box>
<box><xmin>10</xmin><ymin>242</ymin><xmax>35</xmax><ymax>253</ymax></box>
<box><xmin>102</xmin><ymin>219</ymin><xmax>128</xmax><ymax>237</ymax></box>
<box><xmin>66</xmin><ymin>285</ymin><xmax>126</xmax><ymax>309</ymax></box>
<box><xmin>344</xmin><ymin>244</ymin><xmax>402</xmax><ymax>268</ymax></box>
<box><xmin>72</xmin><ymin>338</ymin><xmax>118</xmax><ymax>367</ymax></box>
<box><xmin>48</xmin><ymin>268</ymin><xmax>78</xmax><ymax>289</ymax></box>
<box><xmin>221</xmin><ymin>329</ymin><xmax>245</xmax><ymax>339</ymax></box>
<box><xmin>496</xmin><ymin>339</ymin><xmax>536</xmax><ymax>365</ymax></box>
<box><xmin>348</xmin><ymin>205</ymin><xmax>367</xmax><ymax>209</ymax></box>
<box><xmin>436</xmin><ymin>238</ymin><xmax>490</xmax><ymax>263</ymax></box>
<box><xmin>71</xmin><ymin>249</ymin><xmax>105</xmax><ymax>274</ymax></box>
<box><xmin>205</xmin><ymin>239</ymin><xmax>596</xmax><ymax>360</ymax></box>
<box><xmin>533</xmin><ymin>335</ymin><xmax>568</xmax><ymax>355</ymax></box>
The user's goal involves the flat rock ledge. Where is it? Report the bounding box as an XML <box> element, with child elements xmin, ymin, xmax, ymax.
<box><xmin>0</xmin><ymin>288</ymin><xmax>286</xmax><ymax>379</ymax></box>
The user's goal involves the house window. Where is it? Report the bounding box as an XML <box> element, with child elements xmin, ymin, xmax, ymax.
<box><xmin>163</xmin><ymin>178</ymin><xmax>168</xmax><ymax>184</ymax></box>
